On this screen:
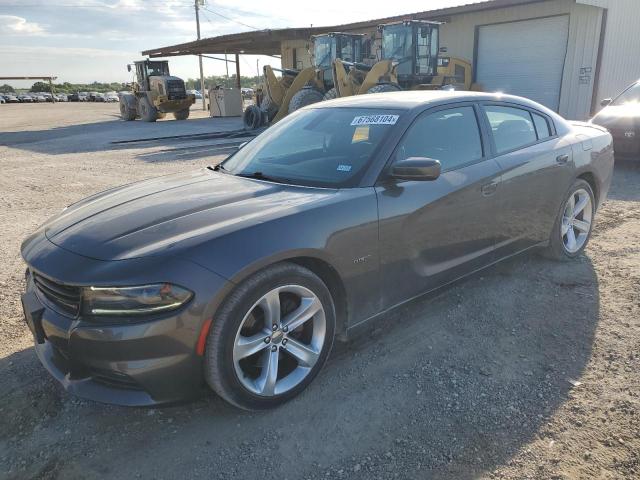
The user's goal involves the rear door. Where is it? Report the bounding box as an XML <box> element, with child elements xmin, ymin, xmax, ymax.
<box><xmin>480</xmin><ymin>103</ymin><xmax>574</xmax><ymax>256</ymax></box>
<box><xmin>376</xmin><ymin>103</ymin><xmax>502</xmax><ymax>309</ymax></box>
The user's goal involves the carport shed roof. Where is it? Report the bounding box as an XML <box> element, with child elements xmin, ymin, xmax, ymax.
<box><xmin>142</xmin><ymin>0</ymin><xmax>549</xmax><ymax>57</ymax></box>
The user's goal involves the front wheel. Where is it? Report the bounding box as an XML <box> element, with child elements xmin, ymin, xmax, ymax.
<box><xmin>544</xmin><ymin>179</ymin><xmax>595</xmax><ymax>260</ymax></box>
<box><xmin>138</xmin><ymin>96</ymin><xmax>157</xmax><ymax>122</ymax></box>
<box><xmin>204</xmin><ymin>263</ymin><xmax>336</xmax><ymax>410</ymax></box>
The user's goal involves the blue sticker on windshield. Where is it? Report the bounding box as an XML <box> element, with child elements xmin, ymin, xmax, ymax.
<box><xmin>337</xmin><ymin>164</ymin><xmax>352</xmax><ymax>172</ymax></box>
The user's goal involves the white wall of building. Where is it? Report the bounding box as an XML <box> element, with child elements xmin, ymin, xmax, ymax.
<box><xmin>578</xmin><ymin>0</ymin><xmax>640</xmax><ymax>107</ymax></box>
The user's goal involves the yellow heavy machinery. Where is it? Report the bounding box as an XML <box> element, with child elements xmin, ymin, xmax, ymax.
<box><xmin>243</xmin><ymin>32</ymin><xmax>367</xmax><ymax>129</ymax></box>
<box><xmin>330</xmin><ymin>20</ymin><xmax>475</xmax><ymax>98</ymax></box>
<box><xmin>120</xmin><ymin>59</ymin><xmax>195</xmax><ymax>122</ymax></box>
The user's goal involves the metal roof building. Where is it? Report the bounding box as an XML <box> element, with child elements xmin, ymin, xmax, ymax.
<box><xmin>143</xmin><ymin>0</ymin><xmax>640</xmax><ymax>120</ymax></box>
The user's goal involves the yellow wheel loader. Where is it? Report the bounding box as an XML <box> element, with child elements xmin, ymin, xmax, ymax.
<box><xmin>119</xmin><ymin>60</ymin><xmax>195</xmax><ymax>122</ymax></box>
<box><xmin>243</xmin><ymin>32</ymin><xmax>367</xmax><ymax>129</ymax></box>
<box><xmin>330</xmin><ymin>20</ymin><xmax>475</xmax><ymax>99</ymax></box>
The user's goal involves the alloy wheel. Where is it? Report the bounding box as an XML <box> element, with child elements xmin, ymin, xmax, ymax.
<box><xmin>232</xmin><ymin>285</ymin><xmax>326</xmax><ymax>397</ymax></box>
<box><xmin>561</xmin><ymin>188</ymin><xmax>593</xmax><ymax>253</ymax></box>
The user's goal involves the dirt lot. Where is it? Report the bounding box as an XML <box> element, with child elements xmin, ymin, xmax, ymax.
<box><xmin>1</xmin><ymin>103</ymin><xmax>638</xmax><ymax>480</ymax></box>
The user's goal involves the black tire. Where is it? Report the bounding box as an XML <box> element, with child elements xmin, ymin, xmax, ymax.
<box><xmin>138</xmin><ymin>96</ymin><xmax>157</xmax><ymax>122</ymax></box>
<box><xmin>323</xmin><ymin>87</ymin><xmax>338</xmax><ymax>101</ymax></box>
<box><xmin>243</xmin><ymin>104</ymin><xmax>264</xmax><ymax>130</ymax></box>
<box><xmin>119</xmin><ymin>97</ymin><xmax>136</xmax><ymax>121</ymax></box>
<box><xmin>288</xmin><ymin>86</ymin><xmax>324</xmax><ymax>113</ymax></box>
<box><xmin>173</xmin><ymin>108</ymin><xmax>189</xmax><ymax>120</ymax></box>
<box><xmin>204</xmin><ymin>262</ymin><xmax>336</xmax><ymax>410</ymax></box>
<box><xmin>543</xmin><ymin>179</ymin><xmax>596</xmax><ymax>261</ymax></box>
<box><xmin>366</xmin><ymin>83</ymin><xmax>402</xmax><ymax>94</ymax></box>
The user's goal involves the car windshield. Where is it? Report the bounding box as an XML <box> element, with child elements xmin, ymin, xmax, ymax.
<box><xmin>613</xmin><ymin>81</ymin><xmax>640</xmax><ymax>105</ymax></box>
<box><xmin>221</xmin><ymin>107</ymin><xmax>402</xmax><ymax>188</ymax></box>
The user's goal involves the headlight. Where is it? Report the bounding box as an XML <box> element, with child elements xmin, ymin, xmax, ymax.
<box><xmin>82</xmin><ymin>283</ymin><xmax>193</xmax><ymax>316</ymax></box>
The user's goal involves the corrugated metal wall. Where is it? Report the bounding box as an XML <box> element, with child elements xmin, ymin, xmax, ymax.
<box><xmin>578</xmin><ymin>0</ymin><xmax>640</xmax><ymax>109</ymax></box>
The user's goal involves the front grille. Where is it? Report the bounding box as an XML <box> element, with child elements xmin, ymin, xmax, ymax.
<box><xmin>166</xmin><ymin>79</ymin><xmax>187</xmax><ymax>100</ymax></box>
<box><xmin>33</xmin><ymin>272</ymin><xmax>81</xmax><ymax>317</ymax></box>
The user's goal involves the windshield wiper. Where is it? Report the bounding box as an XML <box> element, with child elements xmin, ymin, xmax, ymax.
<box><xmin>234</xmin><ymin>171</ymin><xmax>288</xmax><ymax>184</ymax></box>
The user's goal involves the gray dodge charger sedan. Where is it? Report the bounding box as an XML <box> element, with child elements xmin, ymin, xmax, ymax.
<box><xmin>21</xmin><ymin>91</ymin><xmax>614</xmax><ymax>410</ymax></box>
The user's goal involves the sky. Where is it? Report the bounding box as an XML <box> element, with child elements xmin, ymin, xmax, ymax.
<box><xmin>0</xmin><ymin>0</ymin><xmax>484</xmax><ymax>88</ymax></box>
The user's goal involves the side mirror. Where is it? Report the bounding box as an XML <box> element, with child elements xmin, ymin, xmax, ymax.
<box><xmin>391</xmin><ymin>157</ymin><xmax>441</xmax><ymax>181</ymax></box>
<box><xmin>600</xmin><ymin>98</ymin><xmax>612</xmax><ymax>107</ymax></box>
<box><xmin>127</xmin><ymin>64</ymin><xmax>131</xmax><ymax>72</ymax></box>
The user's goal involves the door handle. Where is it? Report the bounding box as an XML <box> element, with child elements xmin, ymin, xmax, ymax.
<box><xmin>556</xmin><ymin>154</ymin><xmax>570</xmax><ymax>164</ymax></box>
<box><xmin>481</xmin><ymin>181</ymin><xmax>498</xmax><ymax>196</ymax></box>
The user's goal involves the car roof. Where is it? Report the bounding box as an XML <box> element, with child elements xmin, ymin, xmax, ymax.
<box><xmin>312</xmin><ymin>90</ymin><xmax>546</xmax><ymax>112</ymax></box>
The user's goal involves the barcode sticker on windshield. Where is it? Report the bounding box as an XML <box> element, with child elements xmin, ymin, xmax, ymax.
<box><xmin>350</xmin><ymin>114</ymin><xmax>399</xmax><ymax>126</ymax></box>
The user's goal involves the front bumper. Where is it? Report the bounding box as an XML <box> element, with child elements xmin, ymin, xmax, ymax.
<box><xmin>21</xmin><ymin>241</ymin><xmax>231</xmax><ymax>406</ymax></box>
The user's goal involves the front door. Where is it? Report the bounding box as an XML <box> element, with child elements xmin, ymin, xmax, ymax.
<box><xmin>376</xmin><ymin>103</ymin><xmax>502</xmax><ymax>309</ymax></box>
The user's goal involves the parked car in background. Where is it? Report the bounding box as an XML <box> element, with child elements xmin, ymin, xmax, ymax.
<box><xmin>55</xmin><ymin>93</ymin><xmax>68</xmax><ymax>102</ymax></box>
<box><xmin>241</xmin><ymin>87</ymin><xmax>254</xmax><ymax>99</ymax></box>
<box><xmin>5</xmin><ymin>94</ymin><xmax>20</xmax><ymax>103</ymax></box>
<box><xmin>0</xmin><ymin>96</ymin><xmax>4</xmax><ymax>104</ymax></box>
<box><xmin>20</xmin><ymin>91</ymin><xmax>614</xmax><ymax>410</ymax></box>
<box><xmin>591</xmin><ymin>79</ymin><xmax>640</xmax><ymax>160</ymax></box>
<box><xmin>34</xmin><ymin>94</ymin><xmax>47</xmax><ymax>102</ymax></box>
<box><xmin>187</xmin><ymin>89</ymin><xmax>203</xmax><ymax>99</ymax></box>
<box><xmin>79</xmin><ymin>92</ymin><xmax>89</xmax><ymax>101</ymax></box>
<box><xmin>105</xmin><ymin>92</ymin><xmax>119</xmax><ymax>102</ymax></box>
<box><xmin>94</xmin><ymin>93</ymin><xmax>106</xmax><ymax>102</ymax></box>
<box><xmin>88</xmin><ymin>91</ymin><xmax>100</xmax><ymax>101</ymax></box>
<box><xmin>43</xmin><ymin>93</ymin><xmax>54</xmax><ymax>102</ymax></box>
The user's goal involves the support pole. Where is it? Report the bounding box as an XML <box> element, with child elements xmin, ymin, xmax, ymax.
<box><xmin>235</xmin><ymin>53</ymin><xmax>241</xmax><ymax>90</ymax></box>
<box><xmin>49</xmin><ymin>78</ymin><xmax>56</xmax><ymax>103</ymax></box>
<box><xmin>194</xmin><ymin>0</ymin><xmax>206</xmax><ymax>111</ymax></box>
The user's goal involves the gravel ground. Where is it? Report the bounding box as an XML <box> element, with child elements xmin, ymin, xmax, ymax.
<box><xmin>0</xmin><ymin>103</ymin><xmax>638</xmax><ymax>480</ymax></box>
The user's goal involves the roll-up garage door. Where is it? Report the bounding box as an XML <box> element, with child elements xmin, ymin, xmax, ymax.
<box><xmin>476</xmin><ymin>15</ymin><xmax>570</xmax><ymax>111</ymax></box>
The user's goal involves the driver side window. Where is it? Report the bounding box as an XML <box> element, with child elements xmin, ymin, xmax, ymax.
<box><xmin>396</xmin><ymin>106</ymin><xmax>483</xmax><ymax>171</ymax></box>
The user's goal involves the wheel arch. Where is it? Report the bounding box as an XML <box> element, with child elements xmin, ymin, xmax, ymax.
<box><xmin>287</xmin><ymin>256</ymin><xmax>348</xmax><ymax>340</ymax></box>
<box><xmin>577</xmin><ymin>171</ymin><xmax>599</xmax><ymax>207</ymax></box>
<box><xmin>219</xmin><ymin>251</ymin><xmax>349</xmax><ymax>340</ymax></box>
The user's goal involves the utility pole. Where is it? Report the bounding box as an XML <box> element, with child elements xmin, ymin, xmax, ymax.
<box><xmin>194</xmin><ymin>0</ymin><xmax>206</xmax><ymax>111</ymax></box>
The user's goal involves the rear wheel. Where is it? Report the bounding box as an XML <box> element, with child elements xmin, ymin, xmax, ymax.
<box><xmin>366</xmin><ymin>83</ymin><xmax>402</xmax><ymax>94</ymax></box>
<box><xmin>544</xmin><ymin>179</ymin><xmax>595</xmax><ymax>260</ymax></box>
<box><xmin>288</xmin><ymin>86</ymin><xmax>324</xmax><ymax>113</ymax></box>
<box><xmin>173</xmin><ymin>108</ymin><xmax>189</xmax><ymax>120</ymax></box>
<box><xmin>138</xmin><ymin>96</ymin><xmax>157</xmax><ymax>122</ymax></box>
<box><xmin>204</xmin><ymin>263</ymin><xmax>336</xmax><ymax>410</ymax></box>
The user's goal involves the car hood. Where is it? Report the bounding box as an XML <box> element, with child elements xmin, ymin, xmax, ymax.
<box><xmin>42</xmin><ymin>169</ymin><xmax>335</xmax><ymax>261</ymax></box>
<box><xmin>591</xmin><ymin>104</ymin><xmax>640</xmax><ymax>128</ymax></box>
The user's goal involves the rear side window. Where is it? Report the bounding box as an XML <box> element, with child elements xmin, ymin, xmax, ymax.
<box><xmin>484</xmin><ymin>105</ymin><xmax>537</xmax><ymax>154</ymax></box>
<box><xmin>532</xmin><ymin>112</ymin><xmax>551</xmax><ymax>139</ymax></box>
<box><xmin>396</xmin><ymin>106</ymin><xmax>483</xmax><ymax>171</ymax></box>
